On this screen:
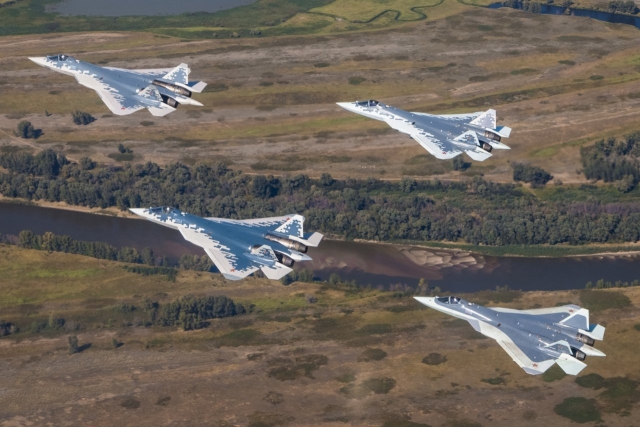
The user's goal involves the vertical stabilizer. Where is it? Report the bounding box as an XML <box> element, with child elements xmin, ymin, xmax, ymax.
<box><xmin>161</xmin><ymin>63</ymin><xmax>189</xmax><ymax>85</ymax></box>
<box><xmin>470</xmin><ymin>109</ymin><xmax>497</xmax><ymax>129</ymax></box>
<box><xmin>275</xmin><ymin>214</ymin><xmax>304</xmax><ymax>238</ymax></box>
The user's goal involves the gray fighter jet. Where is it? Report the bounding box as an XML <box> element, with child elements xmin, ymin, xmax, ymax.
<box><xmin>130</xmin><ymin>207</ymin><xmax>323</xmax><ymax>281</ymax></box>
<box><xmin>29</xmin><ymin>54</ymin><xmax>207</xmax><ymax>117</ymax></box>
<box><xmin>337</xmin><ymin>100</ymin><xmax>511</xmax><ymax>161</ymax></box>
<box><xmin>415</xmin><ymin>296</ymin><xmax>605</xmax><ymax>375</ymax></box>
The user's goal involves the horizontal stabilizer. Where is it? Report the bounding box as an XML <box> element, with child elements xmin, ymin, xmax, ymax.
<box><xmin>582</xmin><ymin>324</ymin><xmax>605</xmax><ymax>341</ymax></box>
<box><xmin>494</xmin><ymin>125</ymin><xmax>512</xmax><ymax>138</ymax></box>
<box><xmin>138</xmin><ymin>85</ymin><xmax>162</xmax><ymax>102</ymax></box>
<box><xmin>261</xmin><ymin>263</ymin><xmax>293</xmax><ymax>280</ymax></box>
<box><xmin>301</xmin><ymin>232</ymin><xmax>323</xmax><ymax>247</ymax></box>
<box><xmin>466</xmin><ymin>148</ymin><xmax>492</xmax><ymax>162</ymax></box>
<box><xmin>556</xmin><ymin>354</ymin><xmax>587</xmax><ymax>375</ymax></box>
<box><xmin>453</xmin><ymin>130</ymin><xmax>479</xmax><ymax>145</ymax></box>
<box><xmin>188</xmin><ymin>81</ymin><xmax>207</xmax><ymax>93</ymax></box>
<box><xmin>147</xmin><ymin>104</ymin><xmax>176</xmax><ymax>117</ymax></box>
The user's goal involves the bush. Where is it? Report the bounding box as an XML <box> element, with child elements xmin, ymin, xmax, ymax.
<box><xmin>16</xmin><ymin>121</ymin><xmax>37</xmax><ymax>139</ymax></box>
<box><xmin>554</xmin><ymin>397</ymin><xmax>600</xmax><ymax>423</ymax></box>
<box><xmin>120</xmin><ymin>397</ymin><xmax>140</xmax><ymax>409</ymax></box>
<box><xmin>576</xmin><ymin>373</ymin><xmax>606</xmax><ymax>389</ymax></box>
<box><xmin>481</xmin><ymin>377</ymin><xmax>506</xmax><ymax>385</ymax></box>
<box><xmin>362</xmin><ymin>377</ymin><xmax>396</xmax><ymax>394</ymax></box>
<box><xmin>357</xmin><ymin>348</ymin><xmax>387</xmax><ymax>362</ymax></box>
<box><xmin>117</xmin><ymin>143</ymin><xmax>132</xmax><ymax>154</ymax></box>
<box><xmin>452</xmin><ymin>156</ymin><xmax>470</xmax><ymax>171</ymax></box>
<box><xmin>421</xmin><ymin>353</ymin><xmax>447</xmax><ymax>365</ymax></box>
<box><xmin>348</xmin><ymin>76</ymin><xmax>366</xmax><ymax>85</ymax></box>
<box><xmin>512</xmin><ymin>162</ymin><xmax>553</xmax><ymax>187</ymax></box>
<box><xmin>71</xmin><ymin>111</ymin><xmax>95</xmax><ymax>126</ymax></box>
<box><xmin>157</xmin><ymin>295</ymin><xmax>245</xmax><ymax>330</ymax></box>
<box><xmin>68</xmin><ymin>335</ymin><xmax>79</xmax><ymax>354</ymax></box>
<box><xmin>0</xmin><ymin>320</ymin><xmax>17</xmax><ymax>336</ymax></box>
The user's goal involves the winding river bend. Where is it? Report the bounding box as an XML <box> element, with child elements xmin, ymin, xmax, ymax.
<box><xmin>1</xmin><ymin>202</ymin><xmax>639</xmax><ymax>293</ymax></box>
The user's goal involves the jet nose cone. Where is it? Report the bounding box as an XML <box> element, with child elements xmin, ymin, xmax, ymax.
<box><xmin>414</xmin><ymin>297</ymin><xmax>436</xmax><ymax>306</ymax></box>
<box><xmin>336</xmin><ymin>102</ymin><xmax>356</xmax><ymax>111</ymax></box>
<box><xmin>129</xmin><ymin>208</ymin><xmax>147</xmax><ymax>217</ymax></box>
<box><xmin>28</xmin><ymin>57</ymin><xmax>47</xmax><ymax>67</ymax></box>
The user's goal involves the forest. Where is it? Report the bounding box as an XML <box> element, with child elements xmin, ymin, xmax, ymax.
<box><xmin>581</xmin><ymin>132</ymin><xmax>640</xmax><ymax>192</ymax></box>
<box><xmin>2</xmin><ymin>150</ymin><xmax>640</xmax><ymax>246</ymax></box>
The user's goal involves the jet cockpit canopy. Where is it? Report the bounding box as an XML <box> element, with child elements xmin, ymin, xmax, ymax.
<box><xmin>47</xmin><ymin>54</ymin><xmax>71</xmax><ymax>62</ymax></box>
<box><xmin>148</xmin><ymin>206</ymin><xmax>180</xmax><ymax>215</ymax></box>
<box><xmin>437</xmin><ymin>296</ymin><xmax>462</xmax><ymax>304</ymax></box>
<box><xmin>356</xmin><ymin>100</ymin><xmax>380</xmax><ymax>108</ymax></box>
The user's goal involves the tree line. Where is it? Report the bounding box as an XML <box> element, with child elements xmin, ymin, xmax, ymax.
<box><xmin>2</xmin><ymin>150</ymin><xmax>640</xmax><ymax>246</ymax></box>
<box><xmin>581</xmin><ymin>132</ymin><xmax>640</xmax><ymax>192</ymax></box>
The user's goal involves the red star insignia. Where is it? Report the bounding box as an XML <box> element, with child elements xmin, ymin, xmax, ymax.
<box><xmin>121</xmin><ymin>107</ymin><xmax>125</xmax><ymax>110</ymax></box>
<box><xmin>533</xmin><ymin>363</ymin><xmax>538</xmax><ymax>368</ymax></box>
<box><xmin>569</xmin><ymin>309</ymin><xmax>574</xmax><ymax>313</ymax></box>
<box><xmin>231</xmin><ymin>269</ymin><xmax>236</xmax><ymax>272</ymax></box>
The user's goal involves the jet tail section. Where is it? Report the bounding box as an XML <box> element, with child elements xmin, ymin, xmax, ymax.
<box><xmin>161</xmin><ymin>63</ymin><xmax>189</xmax><ymax>85</ymax></box>
<box><xmin>275</xmin><ymin>214</ymin><xmax>304</xmax><ymax>238</ymax></box>
<box><xmin>469</xmin><ymin>109</ymin><xmax>497</xmax><ymax>129</ymax></box>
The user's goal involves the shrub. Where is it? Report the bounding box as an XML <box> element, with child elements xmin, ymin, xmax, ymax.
<box><xmin>156</xmin><ymin>396</ymin><xmax>170</xmax><ymax>406</ymax></box>
<box><xmin>362</xmin><ymin>377</ymin><xmax>396</xmax><ymax>394</ymax></box>
<box><xmin>512</xmin><ymin>162</ymin><xmax>553</xmax><ymax>187</ymax></box>
<box><xmin>68</xmin><ymin>335</ymin><xmax>79</xmax><ymax>354</ymax></box>
<box><xmin>357</xmin><ymin>348</ymin><xmax>387</xmax><ymax>362</ymax></box>
<box><xmin>481</xmin><ymin>377</ymin><xmax>506</xmax><ymax>385</ymax></box>
<box><xmin>576</xmin><ymin>373</ymin><xmax>606</xmax><ymax>389</ymax></box>
<box><xmin>422</xmin><ymin>353</ymin><xmax>447</xmax><ymax>365</ymax></box>
<box><xmin>452</xmin><ymin>156</ymin><xmax>470</xmax><ymax>171</ymax></box>
<box><xmin>16</xmin><ymin>121</ymin><xmax>36</xmax><ymax>139</ymax></box>
<box><xmin>348</xmin><ymin>76</ymin><xmax>366</xmax><ymax>85</ymax></box>
<box><xmin>0</xmin><ymin>320</ymin><xmax>17</xmax><ymax>336</ymax></box>
<box><xmin>71</xmin><ymin>111</ymin><xmax>95</xmax><ymax>125</ymax></box>
<box><xmin>554</xmin><ymin>397</ymin><xmax>600</xmax><ymax>423</ymax></box>
<box><xmin>120</xmin><ymin>397</ymin><xmax>140</xmax><ymax>409</ymax></box>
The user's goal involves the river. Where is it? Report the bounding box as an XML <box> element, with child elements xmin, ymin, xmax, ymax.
<box><xmin>1</xmin><ymin>202</ymin><xmax>639</xmax><ymax>293</ymax></box>
<box><xmin>47</xmin><ymin>0</ymin><xmax>256</xmax><ymax>17</ymax></box>
<box><xmin>489</xmin><ymin>2</ymin><xmax>640</xmax><ymax>29</ymax></box>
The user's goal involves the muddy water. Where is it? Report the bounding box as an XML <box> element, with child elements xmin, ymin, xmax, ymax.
<box><xmin>1</xmin><ymin>202</ymin><xmax>639</xmax><ymax>293</ymax></box>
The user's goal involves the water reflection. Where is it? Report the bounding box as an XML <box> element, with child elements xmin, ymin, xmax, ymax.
<box><xmin>1</xmin><ymin>202</ymin><xmax>639</xmax><ymax>292</ymax></box>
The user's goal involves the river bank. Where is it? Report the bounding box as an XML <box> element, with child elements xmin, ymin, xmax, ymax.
<box><xmin>2</xmin><ymin>197</ymin><xmax>640</xmax><ymax>260</ymax></box>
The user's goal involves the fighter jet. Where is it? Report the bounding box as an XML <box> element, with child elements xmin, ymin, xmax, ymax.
<box><xmin>29</xmin><ymin>54</ymin><xmax>207</xmax><ymax>117</ymax></box>
<box><xmin>130</xmin><ymin>207</ymin><xmax>323</xmax><ymax>281</ymax></box>
<box><xmin>337</xmin><ymin>100</ymin><xmax>511</xmax><ymax>161</ymax></box>
<box><xmin>415</xmin><ymin>296</ymin><xmax>605</xmax><ymax>375</ymax></box>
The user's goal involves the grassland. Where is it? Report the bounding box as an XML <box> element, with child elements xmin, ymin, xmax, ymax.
<box><xmin>1</xmin><ymin>245</ymin><xmax>639</xmax><ymax>426</ymax></box>
<box><xmin>2</xmin><ymin>3</ymin><xmax>640</xmax><ymax>182</ymax></box>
